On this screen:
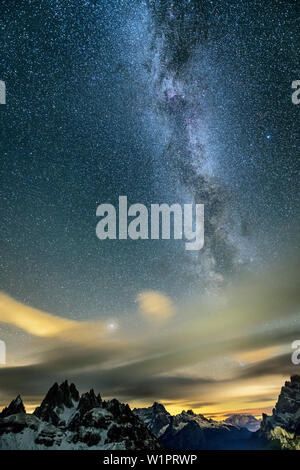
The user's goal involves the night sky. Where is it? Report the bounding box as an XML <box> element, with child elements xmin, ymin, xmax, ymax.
<box><xmin>0</xmin><ymin>0</ymin><xmax>299</xmax><ymax>417</ymax></box>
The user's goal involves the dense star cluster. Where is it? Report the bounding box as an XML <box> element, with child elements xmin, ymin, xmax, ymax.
<box><xmin>0</xmin><ymin>1</ymin><xmax>299</xmax><ymax>415</ymax></box>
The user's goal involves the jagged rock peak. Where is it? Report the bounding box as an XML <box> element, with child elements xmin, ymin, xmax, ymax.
<box><xmin>78</xmin><ymin>388</ymin><xmax>102</xmax><ymax>412</ymax></box>
<box><xmin>33</xmin><ymin>380</ymin><xmax>80</xmax><ymax>425</ymax></box>
<box><xmin>152</xmin><ymin>402</ymin><xmax>168</xmax><ymax>413</ymax></box>
<box><xmin>133</xmin><ymin>401</ymin><xmax>171</xmax><ymax>438</ymax></box>
<box><xmin>0</xmin><ymin>395</ymin><xmax>26</xmax><ymax>418</ymax></box>
<box><xmin>259</xmin><ymin>375</ymin><xmax>300</xmax><ymax>449</ymax></box>
<box><xmin>179</xmin><ymin>409</ymin><xmax>207</xmax><ymax>421</ymax></box>
<box><xmin>67</xmin><ymin>389</ymin><xmax>102</xmax><ymax>431</ymax></box>
<box><xmin>274</xmin><ymin>375</ymin><xmax>300</xmax><ymax>415</ymax></box>
<box><xmin>36</xmin><ymin>380</ymin><xmax>80</xmax><ymax>410</ymax></box>
<box><xmin>291</xmin><ymin>375</ymin><xmax>300</xmax><ymax>384</ymax></box>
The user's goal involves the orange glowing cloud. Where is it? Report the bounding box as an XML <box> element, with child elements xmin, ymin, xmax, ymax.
<box><xmin>137</xmin><ymin>290</ymin><xmax>175</xmax><ymax>323</ymax></box>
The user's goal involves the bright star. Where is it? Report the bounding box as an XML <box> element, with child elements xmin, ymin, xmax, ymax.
<box><xmin>106</xmin><ymin>320</ymin><xmax>119</xmax><ymax>332</ymax></box>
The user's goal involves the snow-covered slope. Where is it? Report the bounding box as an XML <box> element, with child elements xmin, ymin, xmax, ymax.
<box><xmin>0</xmin><ymin>381</ymin><xmax>160</xmax><ymax>450</ymax></box>
<box><xmin>259</xmin><ymin>375</ymin><xmax>300</xmax><ymax>450</ymax></box>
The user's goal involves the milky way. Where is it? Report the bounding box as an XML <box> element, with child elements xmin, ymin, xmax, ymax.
<box><xmin>148</xmin><ymin>1</ymin><xmax>240</xmax><ymax>288</ymax></box>
<box><xmin>1</xmin><ymin>0</ymin><xmax>299</xmax><ymax>314</ymax></box>
<box><xmin>145</xmin><ymin>0</ymin><xmax>300</xmax><ymax>289</ymax></box>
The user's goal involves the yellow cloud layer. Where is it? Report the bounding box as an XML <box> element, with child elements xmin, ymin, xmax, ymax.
<box><xmin>0</xmin><ymin>292</ymin><xmax>78</xmax><ymax>337</ymax></box>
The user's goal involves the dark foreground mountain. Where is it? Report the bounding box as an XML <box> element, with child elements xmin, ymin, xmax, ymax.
<box><xmin>258</xmin><ymin>375</ymin><xmax>300</xmax><ymax>450</ymax></box>
<box><xmin>134</xmin><ymin>404</ymin><xmax>254</xmax><ymax>450</ymax></box>
<box><xmin>0</xmin><ymin>381</ymin><xmax>160</xmax><ymax>450</ymax></box>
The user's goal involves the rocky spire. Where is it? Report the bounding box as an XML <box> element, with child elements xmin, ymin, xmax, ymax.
<box><xmin>133</xmin><ymin>401</ymin><xmax>171</xmax><ymax>437</ymax></box>
<box><xmin>34</xmin><ymin>380</ymin><xmax>80</xmax><ymax>425</ymax></box>
<box><xmin>152</xmin><ymin>402</ymin><xmax>168</xmax><ymax>414</ymax></box>
<box><xmin>68</xmin><ymin>389</ymin><xmax>102</xmax><ymax>430</ymax></box>
<box><xmin>274</xmin><ymin>375</ymin><xmax>300</xmax><ymax>416</ymax></box>
<box><xmin>77</xmin><ymin>389</ymin><xmax>101</xmax><ymax>414</ymax></box>
<box><xmin>0</xmin><ymin>395</ymin><xmax>25</xmax><ymax>418</ymax></box>
<box><xmin>259</xmin><ymin>375</ymin><xmax>300</xmax><ymax>449</ymax></box>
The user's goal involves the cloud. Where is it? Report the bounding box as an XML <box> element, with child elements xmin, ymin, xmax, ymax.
<box><xmin>235</xmin><ymin>353</ymin><xmax>299</xmax><ymax>381</ymax></box>
<box><xmin>137</xmin><ymin>290</ymin><xmax>175</xmax><ymax>323</ymax></box>
<box><xmin>0</xmin><ymin>253</ymin><xmax>299</xmax><ymax>414</ymax></box>
<box><xmin>0</xmin><ymin>292</ymin><xmax>122</xmax><ymax>349</ymax></box>
<box><xmin>0</xmin><ymin>292</ymin><xmax>78</xmax><ymax>337</ymax></box>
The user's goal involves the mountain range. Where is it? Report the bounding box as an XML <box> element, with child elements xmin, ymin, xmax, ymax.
<box><xmin>134</xmin><ymin>404</ymin><xmax>254</xmax><ymax>450</ymax></box>
<box><xmin>0</xmin><ymin>375</ymin><xmax>299</xmax><ymax>450</ymax></box>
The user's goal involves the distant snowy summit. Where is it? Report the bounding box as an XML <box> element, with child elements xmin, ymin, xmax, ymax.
<box><xmin>0</xmin><ymin>381</ymin><xmax>160</xmax><ymax>450</ymax></box>
<box><xmin>224</xmin><ymin>414</ymin><xmax>261</xmax><ymax>432</ymax></box>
